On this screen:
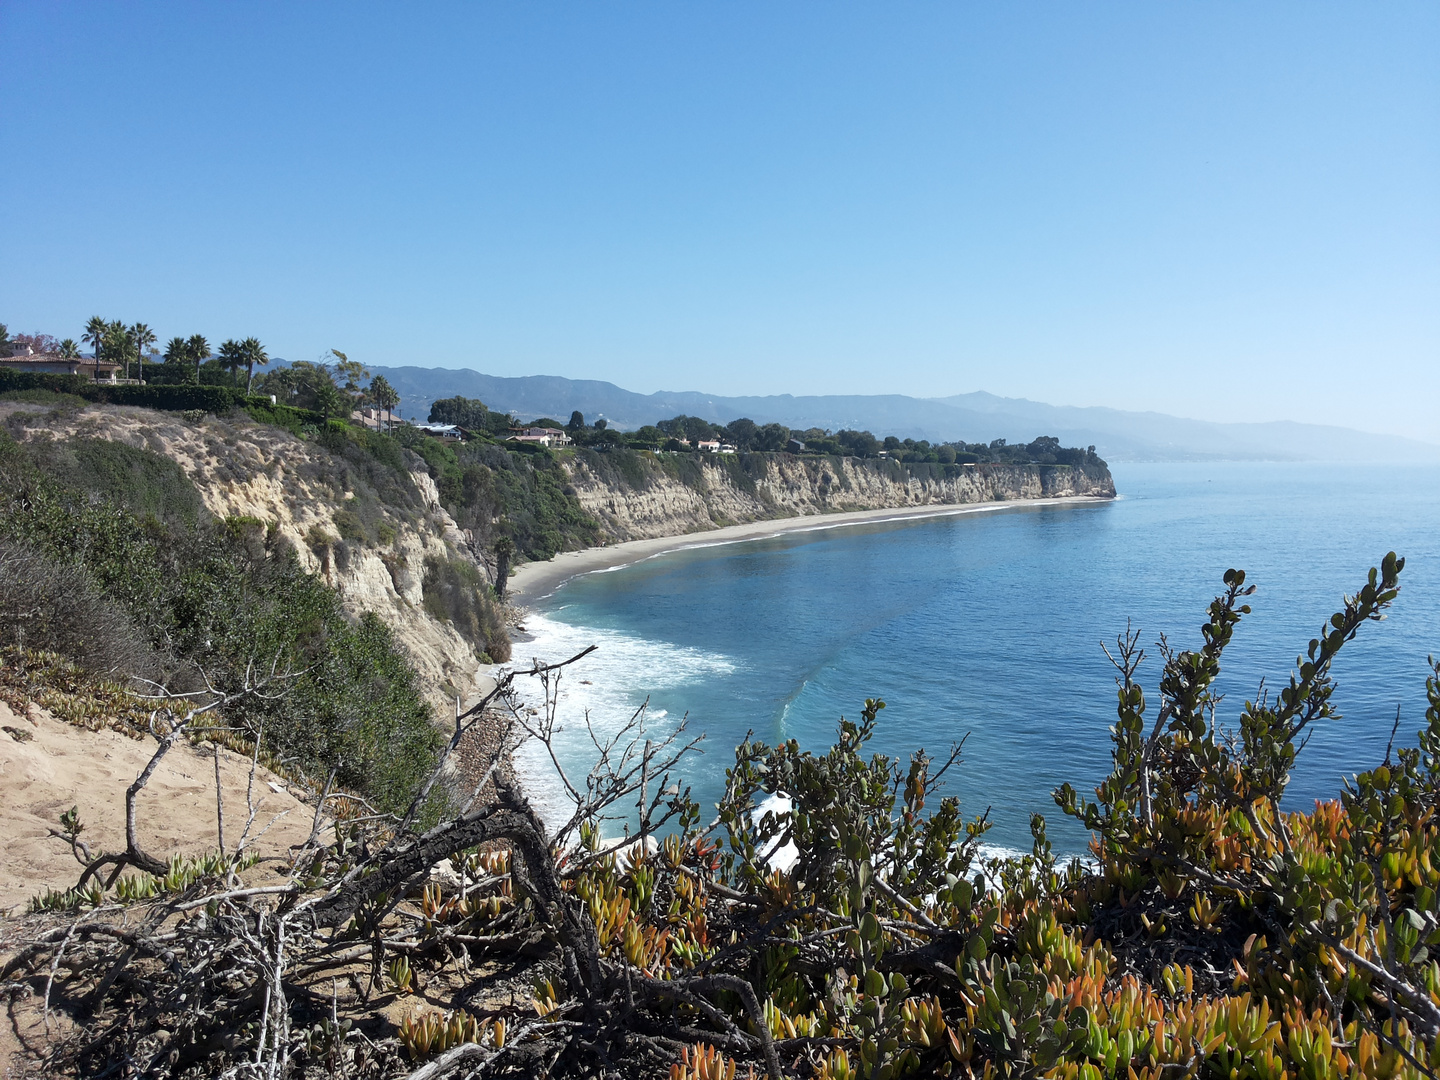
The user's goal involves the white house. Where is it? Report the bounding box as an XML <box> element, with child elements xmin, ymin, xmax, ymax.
<box><xmin>0</xmin><ymin>352</ymin><xmax>122</xmax><ymax>383</ymax></box>
<box><xmin>507</xmin><ymin>426</ymin><xmax>572</xmax><ymax>448</ymax></box>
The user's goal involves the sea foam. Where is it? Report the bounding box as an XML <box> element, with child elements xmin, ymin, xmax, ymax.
<box><xmin>507</xmin><ymin>610</ymin><xmax>738</xmax><ymax>832</ymax></box>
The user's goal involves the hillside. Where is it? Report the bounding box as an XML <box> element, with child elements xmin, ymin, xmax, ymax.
<box><xmin>356</xmin><ymin>364</ymin><xmax>1440</xmax><ymax>464</ymax></box>
<box><xmin>0</xmin><ymin>400</ymin><xmax>497</xmax><ymax>711</ymax></box>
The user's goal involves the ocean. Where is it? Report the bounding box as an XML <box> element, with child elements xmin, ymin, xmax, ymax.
<box><xmin>510</xmin><ymin>462</ymin><xmax>1440</xmax><ymax>855</ymax></box>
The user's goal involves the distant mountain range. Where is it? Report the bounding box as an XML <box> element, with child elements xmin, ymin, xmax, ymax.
<box><xmin>348</xmin><ymin>364</ymin><xmax>1440</xmax><ymax>464</ymax></box>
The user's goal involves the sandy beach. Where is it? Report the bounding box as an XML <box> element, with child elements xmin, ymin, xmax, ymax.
<box><xmin>505</xmin><ymin>495</ymin><xmax>1112</xmax><ymax>604</ymax></box>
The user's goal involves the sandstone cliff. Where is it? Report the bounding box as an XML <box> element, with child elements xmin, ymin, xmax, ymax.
<box><xmin>4</xmin><ymin>404</ymin><xmax>491</xmax><ymax>709</ymax></box>
<box><xmin>563</xmin><ymin>450</ymin><xmax>1115</xmax><ymax>542</ymax></box>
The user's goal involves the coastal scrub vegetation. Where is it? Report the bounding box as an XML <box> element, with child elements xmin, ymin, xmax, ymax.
<box><xmin>6</xmin><ymin>553</ymin><xmax>1440</xmax><ymax>1080</ymax></box>
<box><xmin>0</xmin><ymin>428</ymin><xmax>440</xmax><ymax>813</ymax></box>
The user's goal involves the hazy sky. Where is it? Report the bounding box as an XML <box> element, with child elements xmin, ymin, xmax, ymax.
<box><xmin>3</xmin><ymin>3</ymin><xmax>1437</xmax><ymax>441</ymax></box>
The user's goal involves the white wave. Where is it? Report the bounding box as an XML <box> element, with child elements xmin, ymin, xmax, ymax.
<box><xmin>754</xmin><ymin>793</ymin><xmax>799</xmax><ymax>872</ymax></box>
<box><xmin>506</xmin><ymin>611</ymin><xmax>737</xmax><ymax>832</ymax></box>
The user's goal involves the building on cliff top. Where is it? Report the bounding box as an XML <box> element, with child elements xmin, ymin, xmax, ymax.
<box><xmin>507</xmin><ymin>426</ymin><xmax>571</xmax><ymax>447</ymax></box>
<box><xmin>0</xmin><ymin>349</ymin><xmax>122</xmax><ymax>383</ymax></box>
<box><xmin>351</xmin><ymin>405</ymin><xmax>403</xmax><ymax>431</ymax></box>
<box><xmin>415</xmin><ymin>422</ymin><xmax>463</xmax><ymax>440</ymax></box>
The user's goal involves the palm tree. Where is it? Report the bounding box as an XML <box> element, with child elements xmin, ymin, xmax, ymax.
<box><xmin>130</xmin><ymin>323</ymin><xmax>156</xmax><ymax>383</ymax></box>
<box><xmin>241</xmin><ymin>337</ymin><xmax>269</xmax><ymax>393</ymax></box>
<box><xmin>59</xmin><ymin>339</ymin><xmax>79</xmax><ymax>359</ymax></box>
<box><xmin>217</xmin><ymin>339</ymin><xmax>245</xmax><ymax>386</ymax></box>
<box><xmin>162</xmin><ymin>336</ymin><xmax>188</xmax><ymax>382</ymax></box>
<box><xmin>82</xmin><ymin>316</ymin><xmax>108</xmax><ymax>360</ymax></box>
<box><xmin>187</xmin><ymin>334</ymin><xmax>210</xmax><ymax>382</ymax></box>
<box><xmin>368</xmin><ymin>374</ymin><xmax>400</xmax><ymax>434</ymax></box>
<box><xmin>107</xmin><ymin>321</ymin><xmax>132</xmax><ymax>377</ymax></box>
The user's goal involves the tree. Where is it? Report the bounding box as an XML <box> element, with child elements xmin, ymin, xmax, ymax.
<box><xmin>0</xmin><ymin>324</ymin><xmax>8</xmax><ymax>349</ymax></box>
<box><xmin>157</xmin><ymin>337</ymin><xmax>193</xmax><ymax>384</ymax></box>
<box><xmin>12</xmin><ymin>333</ymin><xmax>60</xmax><ymax>354</ymax></box>
<box><xmin>369</xmin><ymin>375</ymin><xmax>400</xmax><ymax>433</ymax></box>
<box><xmin>568</xmin><ymin>410</ymin><xmax>585</xmax><ymax>431</ymax></box>
<box><xmin>755</xmin><ymin>422</ymin><xmax>790</xmax><ymax>451</ymax></box>
<box><xmin>312</xmin><ymin>378</ymin><xmax>348</xmax><ymax>420</ymax></box>
<box><xmin>836</xmin><ymin>429</ymin><xmax>880</xmax><ymax>458</ymax></box>
<box><xmin>723</xmin><ymin>417</ymin><xmax>758</xmax><ymax>450</ymax></box>
<box><xmin>82</xmin><ymin>316</ymin><xmax>108</xmax><ymax>361</ymax></box>
<box><xmin>58</xmin><ymin>339</ymin><xmax>79</xmax><ymax>359</ymax></box>
<box><xmin>682</xmin><ymin>416</ymin><xmax>714</xmax><ymax>446</ymax></box>
<box><xmin>129</xmin><ymin>323</ymin><xmax>156</xmax><ymax>383</ymax></box>
<box><xmin>327</xmin><ymin>350</ymin><xmax>368</xmax><ymax>400</ymax></box>
<box><xmin>187</xmin><ymin>335</ymin><xmax>210</xmax><ymax>382</ymax></box>
<box><xmin>102</xmin><ymin>321</ymin><xmax>136</xmax><ymax>378</ymax></box>
<box><xmin>241</xmin><ymin>337</ymin><xmax>268</xmax><ymax>393</ymax></box>
<box><xmin>217</xmin><ymin>340</ymin><xmax>245</xmax><ymax>386</ymax></box>
<box><xmin>429</xmin><ymin>395</ymin><xmax>490</xmax><ymax>430</ymax></box>
<box><xmin>492</xmin><ymin>535</ymin><xmax>515</xmax><ymax>601</ymax></box>
<box><xmin>629</xmin><ymin>425</ymin><xmax>664</xmax><ymax>449</ymax></box>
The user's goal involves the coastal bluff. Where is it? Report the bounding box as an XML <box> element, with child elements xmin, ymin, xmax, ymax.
<box><xmin>562</xmin><ymin>451</ymin><xmax>1115</xmax><ymax>542</ymax></box>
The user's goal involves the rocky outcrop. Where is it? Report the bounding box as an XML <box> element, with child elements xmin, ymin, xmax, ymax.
<box><xmin>564</xmin><ymin>452</ymin><xmax>1115</xmax><ymax>542</ymax></box>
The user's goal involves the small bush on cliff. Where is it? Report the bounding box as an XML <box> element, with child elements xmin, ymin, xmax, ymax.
<box><xmin>22</xmin><ymin>433</ymin><xmax>209</xmax><ymax>529</ymax></box>
<box><xmin>422</xmin><ymin>554</ymin><xmax>512</xmax><ymax>663</ymax></box>
<box><xmin>0</xmin><ymin>539</ymin><xmax>163</xmax><ymax>679</ymax></box>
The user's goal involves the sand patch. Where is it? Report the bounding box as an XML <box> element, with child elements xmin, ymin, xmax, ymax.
<box><xmin>0</xmin><ymin>700</ymin><xmax>313</xmax><ymax>917</ymax></box>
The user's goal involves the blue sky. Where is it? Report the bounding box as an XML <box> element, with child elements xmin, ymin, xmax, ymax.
<box><xmin>2</xmin><ymin>3</ymin><xmax>1436</xmax><ymax>441</ymax></box>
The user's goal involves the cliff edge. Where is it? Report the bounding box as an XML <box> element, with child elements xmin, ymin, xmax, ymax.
<box><xmin>563</xmin><ymin>450</ymin><xmax>1115</xmax><ymax>543</ymax></box>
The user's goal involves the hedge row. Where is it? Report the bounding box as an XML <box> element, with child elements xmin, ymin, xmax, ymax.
<box><xmin>0</xmin><ymin>369</ymin><xmax>325</xmax><ymax>426</ymax></box>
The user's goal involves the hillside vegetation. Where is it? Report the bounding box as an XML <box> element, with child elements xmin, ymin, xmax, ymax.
<box><xmin>0</xmin><ymin>413</ymin><xmax>442</xmax><ymax>813</ymax></box>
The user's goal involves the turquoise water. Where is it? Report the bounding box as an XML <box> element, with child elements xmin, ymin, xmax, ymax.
<box><xmin>514</xmin><ymin>463</ymin><xmax>1440</xmax><ymax>854</ymax></box>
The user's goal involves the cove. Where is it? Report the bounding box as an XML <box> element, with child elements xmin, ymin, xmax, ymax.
<box><xmin>513</xmin><ymin>462</ymin><xmax>1440</xmax><ymax>855</ymax></box>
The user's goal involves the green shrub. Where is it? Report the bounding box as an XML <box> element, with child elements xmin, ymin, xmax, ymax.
<box><xmin>333</xmin><ymin>506</ymin><xmax>366</xmax><ymax>542</ymax></box>
<box><xmin>0</xmin><ymin>540</ymin><xmax>163</xmax><ymax>679</ymax></box>
<box><xmin>0</xmin><ymin>387</ymin><xmax>89</xmax><ymax>409</ymax></box>
<box><xmin>23</xmin><ymin>434</ymin><xmax>208</xmax><ymax>529</ymax></box>
<box><xmin>421</xmin><ymin>555</ymin><xmax>511</xmax><ymax>663</ymax></box>
<box><xmin>575</xmin><ymin>447</ymin><xmax>655</xmax><ymax>492</ymax></box>
<box><xmin>0</xmin><ymin>430</ymin><xmax>441</xmax><ymax>813</ymax></box>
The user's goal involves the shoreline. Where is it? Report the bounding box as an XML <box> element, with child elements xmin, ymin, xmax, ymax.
<box><xmin>506</xmin><ymin>494</ymin><xmax>1113</xmax><ymax>605</ymax></box>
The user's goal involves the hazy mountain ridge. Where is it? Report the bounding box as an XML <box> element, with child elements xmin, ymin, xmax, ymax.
<box><xmin>353</xmin><ymin>364</ymin><xmax>1440</xmax><ymax>463</ymax></box>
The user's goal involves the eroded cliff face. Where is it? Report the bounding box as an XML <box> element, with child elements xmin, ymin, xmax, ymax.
<box><xmin>9</xmin><ymin>406</ymin><xmax>489</xmax><ymax>709</ymax></box>
<box><xmin>564</xmin><ymin>452</ymin><xmax>1115</xmax><ymax>542</ymax></box>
